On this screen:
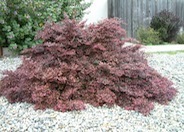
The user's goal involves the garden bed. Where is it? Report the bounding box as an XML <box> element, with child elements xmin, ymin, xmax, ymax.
<box><xmin>0</xmin><ymin>54</ymin><xmax>184</xmax><ymax>131</ymax></box>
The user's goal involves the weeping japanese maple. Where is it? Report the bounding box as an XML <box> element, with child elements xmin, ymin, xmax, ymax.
<box><xmin>0</xmin><ymin>17</ymin><xmax>177</xmax><ymax>115</ymax></box>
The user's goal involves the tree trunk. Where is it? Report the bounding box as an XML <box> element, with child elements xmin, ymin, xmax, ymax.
<box><xmin>0</xmin><ymin>46</ymin><xmax>3</xmax><ymax>57</ymax></box>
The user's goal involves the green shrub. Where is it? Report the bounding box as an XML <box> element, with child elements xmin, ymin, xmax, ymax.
<box><xmin>136</xmin><ymin>27</ymin><xmax>161</xmax><ymax>45</ymax></box>
<box><xmin>176</xmin><ymin>33</ymin><xmax>184</xmax><ymax>44</ymax></box>
<box><xmin>150</xmin><ymin>10</ymin><xmax>182</xmax><ymax>43</ymax></box>
<box><xmin>0</xmin><ymin>0</ymin><xmax>90</xmax><ymax>53</ymax></box>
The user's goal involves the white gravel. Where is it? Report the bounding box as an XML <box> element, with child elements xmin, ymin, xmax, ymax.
<box><xmin>0</xmin><ymin>53</ymin><xmax>184</xmax><ymax>132</ymax></box>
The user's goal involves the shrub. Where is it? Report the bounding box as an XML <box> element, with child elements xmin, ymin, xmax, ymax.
<box><xmin>150</xmin><ymin>9</ymin><xmax>182</xmax><ymax>43</ymax></box>
<box><xmin>0</xmin><ymin>17</ymin><xmax>177</xmax><ymax>115</ymax></box>
<box><xmin>0</xmin><ymin>0</ymin><xmax>90</xmax><ymax>53</ymax></box>
<box><xmin>136</xmin><ymin>27</ymin><xmax>161</xmax><ymax>45</ymax></box>
<box><xmin>176</xmin><ymin>33</ymin><xmax>184</xmax><ymax>44</ymax></box>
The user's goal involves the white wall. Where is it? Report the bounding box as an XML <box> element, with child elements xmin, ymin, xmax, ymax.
<box><xmin>83</xmin><ymin>0</ymin><xmax>108</xmax><ymax>24</ymax></box>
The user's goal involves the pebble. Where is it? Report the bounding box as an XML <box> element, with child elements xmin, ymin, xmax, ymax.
<box><xmin>0</xmin><ymin>53</ymin><xmax>184</xmax><ymax>132</ymax></box>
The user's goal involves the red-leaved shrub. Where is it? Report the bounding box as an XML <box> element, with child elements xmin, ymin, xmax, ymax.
<box><xmin>0</xmin><ymin>17</ymin><xmax>177</xmax><ymax>115</ymax></box>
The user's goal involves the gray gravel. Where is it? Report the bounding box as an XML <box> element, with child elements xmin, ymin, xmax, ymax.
<box><xmin>0</xmin><ymin>53</ymin><xmax>184</xmax><ymax>132</ymax></box>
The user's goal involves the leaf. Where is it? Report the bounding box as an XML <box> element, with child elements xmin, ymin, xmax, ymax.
<box><xmin>93</xmin><ymin>43</ymin><xmax>106</xmax><ymax>51</ymax></box>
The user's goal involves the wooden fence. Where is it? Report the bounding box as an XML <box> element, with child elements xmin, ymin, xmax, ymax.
<box><xmin>108</xmin><ymin>0</ymin><xmax>184</xmax><ymax>37</ymax></box>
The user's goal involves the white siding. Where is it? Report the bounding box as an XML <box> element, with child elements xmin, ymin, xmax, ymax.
<box><xmin>83</xmin><ymin>0</ymin><xmax>108</xmax><ymax>24</ymax></box>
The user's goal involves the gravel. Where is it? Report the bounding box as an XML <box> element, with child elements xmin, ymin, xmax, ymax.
<box><xmin>0</xmin><ymin>53</ymin><xmax>184</xmax><ymax>132</ymax></box>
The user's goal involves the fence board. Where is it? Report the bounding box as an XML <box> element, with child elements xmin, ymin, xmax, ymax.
<box><xmin>108</xmin><ymin>0</ymin><xmax>184</xmax><ymax>37</ymax></box>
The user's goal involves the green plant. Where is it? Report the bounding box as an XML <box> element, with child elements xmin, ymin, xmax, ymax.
<box><xmin>40</xmin><ymin>0</ymin><xmax>91</xmax><ymax>22</ymax></box>
<box><xmin>176</xmin><ymin>33</ymin><xmax>184</xmax><ymax>44</ymax></box>
<box><xmin>150</xmin><ymin>10</ymin><xmax>182</xmax><ymax>43</ymax></box>
<box><xmin>0</xmin><ymin>0</ymin><xmax>90</xmax><ymax>53</ymax></box>
<box><xmin>136</xmin><ymin>27</ymin><xmax>161</xmax><ymax>45</ymax></box>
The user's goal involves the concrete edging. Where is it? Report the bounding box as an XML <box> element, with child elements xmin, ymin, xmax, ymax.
<box><xmin>124</xmin><ymin>42</ymin><xmax>184</xmax><ymax>53</ymax></box>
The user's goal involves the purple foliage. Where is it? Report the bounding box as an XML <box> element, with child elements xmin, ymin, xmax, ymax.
<box><xmin>0</xmin><ymin>17</ymin><xmax>177</xmax><ymax>115</ymax></box>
